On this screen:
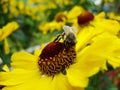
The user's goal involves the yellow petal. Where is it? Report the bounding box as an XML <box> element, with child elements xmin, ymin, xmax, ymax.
<box><xmin>66</xmin><ymin>68</ymin><xmax>89</xmax><ymax>88</ymax></box>
<box><xmin>4</xmin><ymin>38</ymin><xmax>10</xmax><ymax>54</ymax></box>
<box><xmin>79</xmin><ymin>35</ymin><xmax>120</xmax><ymax>70</ymax></box>
<box><xmin>3</xmin><ymin>65</ymin><xmax>10</xmax><ymax>72</ymax></box>
<box><xmin>34</xmin><ymin>49</ymin><xmax>41</xmax><ymax>57</ymax></box>
<box><xmin>76</xmin><ymin>26</ymin><xmax>103</xmax><ymax>51</ymax></box>
<box><xmin>0</xmin><ymin>29</ymin><xmax>2</xmax><ymax>37</ymax></box>
<box><xmin>1</xmin><ymin>70</ymin><xmax>84</xmax><ymax>90</ymax></box>
<box><xmin>34</xmin><ymin>44</ymin><xmax>45</xmax><ymax>57</ymax></box>
<box><xmin>1</xmin><ymin>73</ymin><xmax>54</xmax><ymax>90</ymax></box>
<box><xmin>0</xmin><ymin>22</ymin><xmax>19</xmax><ymax>41</ymax></box>
<box><xmin>95</xmin><ymin>12</ymin><xmax>105</xmax><ymax>19</ymax></box>
<box><xmin>52</xmin><ymin>74</ymin><xmax>71</xmax><ymax>90</ymax></box>
<box><xmin>11</xmin><ymin>52</ymin><xmax>38</xmax><ymax>70</ymax></box>
<box><xmin>76</xmin><ymin>52</ymin><xmax>105</xmax><ymax>77</ymax></box>
<box><xmin>0</xmin><ymin>69</ymin><xmax>39</xmax><ymax>86</ymax></box>
<box><xmin>67</xmin><ymin>6</ymin><xmax>84</xmax><ymax>20</ymax></box>
<box><xmin>52</xmin><ymin>74</ymin><xmax>84</xmax><ymax>90</ymax></box>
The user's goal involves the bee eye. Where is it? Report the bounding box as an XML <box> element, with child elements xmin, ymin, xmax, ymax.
<box><xmin>66</xmin><ymin>40</ymin><xmax>72</xmax><ymax>44</ymax></box>
<box><xmin>65</xmin><ymin>39</ymin><xmax>76</xmax><ymax>47</ymax></box>
<box><xmin>68</xmin><ymin>33</ymin><xmax>76</xmax><ymax>40</ymax></box>
<box><xmin>64</xmin><ymin>33</ymin><xmax>76</xmax><ymax>47</ymax></box>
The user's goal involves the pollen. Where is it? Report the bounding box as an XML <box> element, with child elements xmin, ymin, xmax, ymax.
<box><xmin>38</xmin><ymin>41</ymin><xmax>76</xmax><ymax>76</ymax></box>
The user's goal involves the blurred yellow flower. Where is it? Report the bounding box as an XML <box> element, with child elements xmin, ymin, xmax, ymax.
<box><xmin>75</xmin><ymin>9</ymin><xmax>120</xmax><ymax>70</ymax></box>
<box><xmin>91</xmin><ymin>12</ymin><xmax>120</xmax><ymax>35</ymax></box>
<box><xmin>9</xmin><ymin>0</ymin><xmax>19</xmax><ymax>16</ymax></box>
<box><xmin>74</xmin><ymin>11</ymin><xmax>120</xmax><ymax>70</ymax></box>
<box><xmin>70</xmin><ymin>11</ymin><xmax>120</xmax><ymax>70</ymax></box>
<box><xmin>41</xmin><ymin>6</ymin><xmax>84</xmax><ymax>32</ymax></box>
<box><xmin>1</xmin><ymin>25</ymin><xmax>120</xmax><ymax>90</ymax></box>
<box><xmin>73</xmin><ymin>11</ymin><xmax>120</xmax><ymax>37</ymax></box>
<box><xmin>66</xmin><ymin>6</ymin><xmax>85</xmax><ymax>23</ymax></box>
<box><xmin>38</xmin><ymin>12</ymin><xmax>67</xmax><ymax>34</ymax></box>
<box><xmin>0</xmin><ymin>0</ymin><xmax>8</xmax><ymax>13</ymax></box>
<box><xmin>0</xmin><ymin>21</ymin><xmax>19</xmax><ymax>54</ymax></box>
<box><xmin>8</xmin><ymin>0</ymin><xmax>57</xmax><ymax>20</ymax></box>
<box><xmin>38</xmin><ymin>6</ymin><xmax>85</xmax><ymax>34</ymax></box>
<box><xmin>4</xmin><ymin>38</ymin><xmax>10</xmax><ymax>54</ymax></box>
<box><xmin>106</xmin><ymin>12</ymin><xmax>120</xmax><ymax>39</ymax></box>
<box><xmin>38</xmin><ymin>21</ymin><xmax>65</xmax><ymax>34</ymax></box>
<box><xmin>104</xmin><ymin>0</ymin><xmax>115</xmax><ymax>3</ymax></box>
<box><xmin>76</xmin><ymin>28</ymin><xmax>120</xmax><ymax>70</ymax></box>
<box><xmin>107</xmin><ymin>12</ymin><xmax>120</xmax><ymax>21</ymax></box>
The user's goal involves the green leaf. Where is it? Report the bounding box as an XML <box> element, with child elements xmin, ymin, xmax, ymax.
<box><xmin>0</xmin><ymin>51</ymin><xmax>11</xmax><ymax>68</ymax></box>
<box><xmin>11</xmin><ymin>30</ymin><xmax>27</xmax><ymax>43</ymax></box>
<box><xmin>108</xmin><ymin>86</ymin><xmax>118</xmax><ymax>90</ymax></box>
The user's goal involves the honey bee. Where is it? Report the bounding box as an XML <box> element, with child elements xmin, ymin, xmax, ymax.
<box><xmin>54</xmin><ymin>25</ymin><xmax>77</xmax><ymax>48</ymax></box>
<box><xmin>62</xmin><ymin>25</ymin><xmax>77</xmax><ymax>48</ymax></box>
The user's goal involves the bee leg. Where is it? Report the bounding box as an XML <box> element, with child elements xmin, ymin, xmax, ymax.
<box><xmin>54</xmin><ymin>32</ymin><xmax>65</xmax><ymax>42</ymax></box>
<box><xmin>54</xmin><ymin>34</ymin><xmax>62</xmax><ymax>42</ymax></box>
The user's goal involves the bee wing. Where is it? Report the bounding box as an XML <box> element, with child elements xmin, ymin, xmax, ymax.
<box><xmin>71</xmin><ymin>26</ymin><xmax>78</xmax><ymax>35</ymax></box>
<box><xmin>63</xmin><ymin>25</ymin><xmax>72</xmax><ymax>35</ymax></box>
<box><xmin>63</xmin><ymin>25</ymin><xmax>78</xmax><ymax>35</ymax></box>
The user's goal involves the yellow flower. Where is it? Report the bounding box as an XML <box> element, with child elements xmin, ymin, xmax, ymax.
<box><xmin>38</xmin><ymin>6</ymin><xmax>85</xmax><ymax>34</ymax></box>
<box><xmin>107</xmin><ymin>12</ymin><xmax>120</xmax><ymax>37</ymax></box>
<box><xmin>38</xmin><ymin>12</ymin><xmax>67</xmax><ymax>34</ymax></box>
<box><xmin>0</xmin><ymin>0</ymin><xmax>8</xmax><ymax>13</ymax></box>
<box><xmin>9</xmin><ymin>0</ymin><xmax>19</xmax><ymax>16</ymax></box>
<box><xmin>75</xmin><ymin>23</ymin><xmax>120</xmax><ymax>70</ymax></box>
<box><xmin>74</xmin><ymin>11</ymin><xmax>120</xmax><ymax>37</ymax></box>
<box><xmin>4</xmin><ymin>38</ymin><xmax>10</xmax><ymax>54</ymax></box>
<box><xmin>1</xmin><ymin>25</ymin><xmax>120</xmax><ymax>90</ymax></box>
<box><xmin>0</xmin><ymin>21</ymin><xmax>19</xmax><ymax>54</ymax></box>
<box><xmin>104</xmin><ymin>0</ymin><xmax>115</xmax><ymax>3</ymax></box>
<box><xmin>91</xmin><ymin>12</ymin><xmax>120</xmax><ymax>35</ymax></box>
<box><xmin>66</xmin><ymin>6</ymin><xmax>85</xmax><ymax>23</ymax></box>
<box><xmin>8</xmin><ymin>0</ymin><xmax>57</xmax><ymax>19</ymax></box>
<box><xmin>63</xmin><ymin>0</ymin><xmax>72</xmax><ymax>5</ymax></box>
<box><xmin>38</xmin><ymin>21</ymin><xmax>65</xmax><ymax>34</ymax></box>
<box><xmin>107</xmin><ymin>12</ymin><xmax>120</xmax><ymax>21</ymax></box>
<box><xmin>73</xmin><ymin>11</ymin><xmax>120</xmax><ymax>70</ymax></box>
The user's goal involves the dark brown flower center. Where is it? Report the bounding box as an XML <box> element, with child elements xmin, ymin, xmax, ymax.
<box><xmin>0</xmin><ymin>85</ymin><xmax>4</xmax><ymax>89</ymax></box>
<box><xmin>38</xmin><ymin>34</ymin><xmax>76</xmax><ymax>76</ymax></box>
<box><xmin>77</xmin><ymin>11</ymin><xmax>94</xmax><ymax>25</ymax></box>
<box><xmin>54</xmin><ymin>12</ymin><xmax>67</xmax><ymax>22</ymax></box>
<box><xmin>40</xmin><ymin>42</ymin><xmax>65</xmax><ymax>59</ymax></box>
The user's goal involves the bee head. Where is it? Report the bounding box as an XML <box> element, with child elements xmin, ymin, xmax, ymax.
<box><xmin>64</xmin><ymin>33</ymin><xmax>76</xmax><ymax>46</ymax></box>
<box><xmin>63</xmin><ymin>26</ymin><xmax>77</xmax><ymax>48</ymax></box>
<box><xmin>53</xmin><ymin>25</ymin><xmax>77</xmax><ymax>48</ymax></box>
